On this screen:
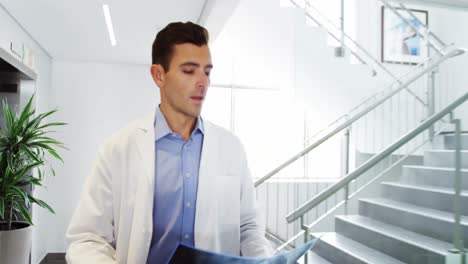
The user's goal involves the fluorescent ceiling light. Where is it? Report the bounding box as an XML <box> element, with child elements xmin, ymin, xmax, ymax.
<box><xmin>102</xmin><ymin>4</ymin><xmax>117</xmax><ymax>46</ymax></box>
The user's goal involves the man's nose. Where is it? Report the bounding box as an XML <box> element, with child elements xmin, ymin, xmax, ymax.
<box><xmin>197</xmin><ymin>72</ymin><xmax>209</xmax><ymax>89</ymax></box>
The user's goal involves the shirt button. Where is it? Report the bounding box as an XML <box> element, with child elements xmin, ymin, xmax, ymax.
<box><xmin>184</xmin><ymin>234</ymin><xmax>190</xmax><ymax>240</ymax></box>
<box><xmin>185</xmin><ymin>172</ymin><xmax>191</xmax><ymax>178</ymax></box>
<box><xmin>186</xmin><ymin>202</ymin><xmax>191</xmax><ymax>207</ymax></box>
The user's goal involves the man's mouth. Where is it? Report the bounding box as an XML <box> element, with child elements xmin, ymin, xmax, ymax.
<box><xmin>190</xmin><ymin>96</ymin><xmax>204</xmax><ymax>101</ymax></box>
<box><xmin>190</xmin><ymin>96</ymin><xmax>204</xmax><ymax>103</ymax></box>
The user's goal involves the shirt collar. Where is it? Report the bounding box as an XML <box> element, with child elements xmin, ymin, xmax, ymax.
<box><xmin>154</xmin><ymin>106</ymin><xmax>204</xmax><ymax>141</ymax></box>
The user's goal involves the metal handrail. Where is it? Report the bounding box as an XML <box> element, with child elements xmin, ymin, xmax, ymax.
<box><xmin>397</xmin><ymin>2</ymin><xmax>447</xmax><ymax>48</ymax></box>
<box><xmin>292</xmin><ymin>0</ymin><xmax>369</xmax><ymax>67</ymax></box>
<box><xmin>286</xmin><ymin>91</ymin><xmax>468</xmax><ymax>222</ymax></box>
<box><xmin>449</xmin><ymin>113</ymin><xmax>464</xmax><ymax>254</ymax></box>
<box><xmin>254</xmin><ymin>47</ymin><xmax>465</xmax><ymax>187</ymax></box>
<box><xmin>265</xmin><ymin>228</ymin><xmax>295</xmax><ymax>251</ymax></box>
<box><xmin>293</xmin><ymin>0</ymin><xmax>399</xmax><ymax>81</ymax></box>
<box><xmin>275</xmin><ymin>119</ymin><xmax>453</xmax><ymax>252</ymax></box>
<box><xmin>288</xmin><ymin>0</ymin><xmax>449</xmax><ymax>148</ymax></box>
<box><xmin>274</xmin><ymin>229</ymin><xmax>306</xmax><ymax>253</ymax></box>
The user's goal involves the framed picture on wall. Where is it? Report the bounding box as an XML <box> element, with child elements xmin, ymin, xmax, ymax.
<box><xmin>381</xmin><ymin>6</ymin><xmax>428</xmax><ymax>64</ymax></box>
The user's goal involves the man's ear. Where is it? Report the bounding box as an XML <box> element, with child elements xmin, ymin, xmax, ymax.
<box><xmin>150</xmin><ymin>64</ymin><xmax>165</xmax><ymax>87</ymax></box>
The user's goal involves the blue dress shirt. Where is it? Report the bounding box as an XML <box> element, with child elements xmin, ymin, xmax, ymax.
<box><xmin>146</xmin><ymin>106</ymin><xmax>204</xmax><ymax>264</ymax></box>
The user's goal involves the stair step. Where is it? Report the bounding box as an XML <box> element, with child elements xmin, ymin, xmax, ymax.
<box><xmin>401</xmin><ymin>165</ymin><xmax>468</xmax><ymax>189</ymax></box>
<box><xmin>443</xmin><ymin>134</ymin><xmax>468</xmax><ymax>150</ymax></box>
<box><xmin>310</xmin><ymin>232</ymin><xmax>405</xmax><ymax>264</ymax></box>
<box><xmin>359</xmin><ymin>197</ymin><xmax>468</xmax><ymax>246</ymax></box>
<box><xmin>335</xmin><ymin>215</ymin><xmax>452</xmax><ymax>264</ymax></box>
<box><xmin>424</xmin><ymin>150</ymin><xmax>468</xmax><ymax>168</ymax></box>
<box><xmin>381</xmin><ymin>181</ymin><xmax>468</xmax><ymax>215</ymax></box>
<box><xmin>382</xmin><ymin>181</ymin><xmax>468</xmax><ymax>194</ymax></box>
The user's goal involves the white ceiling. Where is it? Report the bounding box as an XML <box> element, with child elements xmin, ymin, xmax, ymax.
<box><xmin>4</xmin><ymin>0</ymin><xmax>464</xmax><ymax>65</ymax></box>
<box><xmin>0</xmin><ymin>0</ymin><xmax>214</xmax><ymax>64</ymax></box>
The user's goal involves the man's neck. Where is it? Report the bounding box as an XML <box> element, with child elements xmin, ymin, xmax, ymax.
<box><xmin>159</xmin><ymin>104</ymin><xmax>197</xmax><ymax>142</ymax></box>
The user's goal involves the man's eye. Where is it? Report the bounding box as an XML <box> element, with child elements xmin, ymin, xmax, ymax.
<box><xmin>205</xmin><ymin>71</ymin><xmax>211</xmax><ymax>77</ymax></box>
<box><xmin>183</xmin><ymin>70</ymin><xmax>194</xmax><ymax>74</ymax></box>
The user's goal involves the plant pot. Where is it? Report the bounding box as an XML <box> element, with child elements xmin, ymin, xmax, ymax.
<box><xmin>0</xmin><ymin>222</ymin><xmax>32</xmax><ymax>264</ymax></box>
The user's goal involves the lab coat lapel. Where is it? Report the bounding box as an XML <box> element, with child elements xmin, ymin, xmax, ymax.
<box><xmin>131</xmin><ymin>113</ymin><xmax>156</xmax><ymax>263</ymax></box>
<box><xmin>134</xmin><ymin>113</ymin><xmax>156</xmax><ymax>189</ymax></box>
<box><xmin>194</xmin><ymin>122</ymin><xmax>220</xmax><ymax>251</ymax></box>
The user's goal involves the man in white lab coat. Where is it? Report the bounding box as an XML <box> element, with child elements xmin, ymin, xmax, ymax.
<box><xmin>66</xmin><ymin>22</ymin><xmax>273</xmax><ymax>263</ymax></box>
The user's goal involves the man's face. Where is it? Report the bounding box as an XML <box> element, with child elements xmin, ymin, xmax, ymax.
<box><xmin>153</xmin><ymin>43</ymin><xmax>212</xmax><ymax>119</ymax></box>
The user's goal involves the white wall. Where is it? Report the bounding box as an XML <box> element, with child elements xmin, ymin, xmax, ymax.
<box><xmin>209</xmin><ymin>0</ymin><xmax>308</xmax><ymax>180</ymax></box>
<box><xmin>41</xmin><ymin>60</ymin><xmax>158</xmax><ymax>253</ymax></box>
<box><xmin>210</xmin><ymin>0</ymin><xmax>400</xmax><ymax>180</ymax></box>
<box><xmin>0</xmin><ymin>3</ymin><xmax>54</xmax><ymax>263</ymax></box>
<box><xmin>355</xmin><ymin>0</ymin><xmax>468</xmax><ymax>129</ymax></box>
<box><xmin>210</xmin><ymin>0</ymin><xmax>296</xmax><ymax>91</ymax></box>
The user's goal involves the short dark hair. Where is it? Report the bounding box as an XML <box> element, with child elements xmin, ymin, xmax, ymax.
<box><xmin>152</xmin><ymin>22</ymin><xmax>209</xmax><ymax>72</ymax></box>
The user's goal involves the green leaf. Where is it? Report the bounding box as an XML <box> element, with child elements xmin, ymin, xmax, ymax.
<box><xmin>17</xmin><ymin>176</ymin><xmax>42</xmax><ymax>187</ymax></box>
<box><xmin>17</xmin><ymin>203</ymin><xmax>33</xmax><ymax>226</ymax></box>
<box><xmin>37</xmin><ymin>122</ymin><xmax>67</xmax><ymax>130</ymax></box>
<box><xmin>47</xmin><ymin>149</ymin><xmax>64</xmax><ymax>163</ymax></box>
<box><xmin>18</xmin><ymin>95</ymin><xmax>34</xmax><ymax>125</ymax></box>
<box><xmin>30</xmin><ymin>142</ymin><xmax>54</xmax><ymax>151</ymax></box>
<box><xmin>30</xmin><ymin>110</ymin><xmax>58</xmax><ymax>128</ymax></box>
<box><xmin>22</xmin><ymin>146</ymin><xmax>41</xmax><ymax>163</ymax></box>
<box><xmin>23</xmin><ymin>160</ymin><xmax>43</xmax><ymax>173</ymax></box>
<box><xmin>3</xmin><ymin>100</ymin><xmax>15</xmax><ymax>137</ymax></box>
<box><xmin>11</xmin><ymin>186</ymin><xmax>28</xmax><ymax>203</ymax></box>
<box><xmin>11</xmin><ymin>161</ymin><xmax>42</xmax><ymax>183</ymax></box>
<box><xmin>6</xmin><ymin>156</ymin><xmax>14</xmax><ymax>173</ymax></box>
<box><xmin>29</xmin><ymin>195</ymin><xmax>55</xmax><ymax>214</ymax></box>
<box><xmin>23</xmin><ymin>113</ymin><xmax>45</xmax><ymax>133</ymax></box>
<box><xmin>35</xmin><ymin>139</ymin><xmax>65</xmax><ymax>147</ymax></box>
<box><xmin>0</xmin><ymin>198</ymin><xmax>4</xmax><ymax>219</ymax></box>
<box><xmin>28</xmin><ymin>130</ymin><xmax>48</xmax><ymax>139</ymax></box>
<box><xmin>38</xmin><ymin>169</ymin><xmax>43</xmax><ymax>180</ymax></box>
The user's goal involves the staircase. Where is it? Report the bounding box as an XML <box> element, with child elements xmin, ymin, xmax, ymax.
<box><xmin>306</xmin><ymin>133</ymin><xmax>468</xmax><ymax>264</ymax></box>
<box><xmin>256</xmin><ymin>1</ymin><xmax>467</xmax><ymax>263</ymax></box>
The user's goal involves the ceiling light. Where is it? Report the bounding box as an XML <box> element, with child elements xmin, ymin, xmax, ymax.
<box><xmin>102</xmin><ymin>4</ymin><xmax>117</xmax><ymax>46</ymax></box>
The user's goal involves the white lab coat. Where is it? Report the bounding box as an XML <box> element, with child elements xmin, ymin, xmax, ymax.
<box><xmin>66</xmin><ymin>113</ymin><xmax>273</xmax><ymax>263</ymax></box>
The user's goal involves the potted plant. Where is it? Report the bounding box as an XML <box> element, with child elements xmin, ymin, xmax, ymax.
<box><xmin>0</xmin><ymin>95</ymin><xmax>66</xmax><ymax>264</ymax></box>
